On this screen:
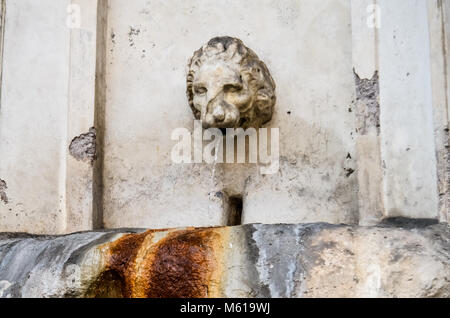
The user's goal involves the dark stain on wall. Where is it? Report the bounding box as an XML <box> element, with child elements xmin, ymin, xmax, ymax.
<box><xmin>86</xmin><ymin>228</ymin><xmax>220</xmax><ymax>298</ymax></box>
<box><xmin>144</xmin><ymin>229</ymin><xmax>218</xmax><ymax>298</ymax></box>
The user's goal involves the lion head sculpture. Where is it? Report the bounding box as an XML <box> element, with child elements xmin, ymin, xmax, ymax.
<box><xmin>187</xmin><ymin>36</ymin><xmax>276</xmax><ymax>129</ymax></box>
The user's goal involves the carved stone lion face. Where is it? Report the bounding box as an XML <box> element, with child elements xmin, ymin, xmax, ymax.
<box><xmin>187</xmin><ymin>37</ymin><xmax>276</xmax><ymax>129</ymax></box>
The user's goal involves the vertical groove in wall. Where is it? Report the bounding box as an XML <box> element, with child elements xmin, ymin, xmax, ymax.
<box><xmin>430</xmin><ymin>0</ymin><xmax>450</xmax><ymax>222</ymax></box>
<box><xmin>372</xmin><ymin>0</ymin><xmax>383</xmax><ymax>221</ymax></box>
<box><xmin>0</xmin><ymin>0</ymin><xmax>6</xmax><ymax>110</ymax></box>
<box><xmin>373</xmin><ymin>0</ymin><xmax>380</xmax><ymax>72</ymax></box>
<box><xmin>439</xmin><ymin>0</ymin><xmax>449</xmax><ymax>223</ymax></box>
<box><xmin>62</xmin><ymin>0</ymin><xmax>72</xmax><ymax>233</ymax></box>
<box><xmin>93</xmin><ymin>0</ymin><xmax>108</xmax><ymax>229</ymax></box>
<box><xmin>350</xmin><ymin>0</ymin><xmax>384</xmax><ymax>225</ymax></box>
<box><xmin>441</xmin><ymin>0</ymin><xmax>450</xmax><ymax>223</ymax></box>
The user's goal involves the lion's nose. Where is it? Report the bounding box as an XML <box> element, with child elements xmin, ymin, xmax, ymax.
<box><xmin>212</xmin><ymin>106</ymin><xmax>225</xmax><ymax>122</ymax></box>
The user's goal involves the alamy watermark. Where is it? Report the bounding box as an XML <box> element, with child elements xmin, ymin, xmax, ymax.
<box><xmin>171</xmin><ymin>121</ymin><xmax>279</xmax><ymax>175</ymax></box>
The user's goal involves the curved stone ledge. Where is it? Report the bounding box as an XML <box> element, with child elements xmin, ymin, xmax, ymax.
<box><xmin>0</xmin><ymin>223</ymin><xmax>449</xmax><ymax>298</ymax></box>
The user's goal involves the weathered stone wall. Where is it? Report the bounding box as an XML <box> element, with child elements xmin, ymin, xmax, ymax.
<box><xmin>0</xmin><ymin>0</ymin><xmax>71</xmax><ymax>233</ymax></box>
<box><xmin>103</xmin><ymin>0</ymin><xmax>358</xmax><ymax>228</ymax></box>
<box><xmin>0</xmin><ymin>0</ymin><xmax>448</xmax><ymax>233</ymax></box>
<box><xmin>0</xmin><ymin>222</ymin><xmax>449</xmax><ymax>298</ymax></box>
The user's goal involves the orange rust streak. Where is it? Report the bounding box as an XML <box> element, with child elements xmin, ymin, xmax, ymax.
<box><xmin>106</xmin><ymin>231</ymin><xmax>151</xmax><ymax>297</ymax></box>
<box><xmin>95</xmin><ymin>228</ymin><xmax>225</xmax><ymax>298</ymax></box>
<box><xmin>144</xmin><ymin>229</ymin><xmax>219</xmax><ymax>298</ymax></box>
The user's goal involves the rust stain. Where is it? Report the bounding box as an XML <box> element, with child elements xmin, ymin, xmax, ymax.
<box><xmin>107</xmin><ymin>231</ymin><xmax>150</xmax><ymax>297</ymax></box>
<box><xmin>149</xmin><ymin>231</ymin><xmax>212</xmax><ymax>297</ymax></box>
<box><xmin>86</xmin><ymin>231</ymin><xmax>150</xmax><ymax>298</ymax></box>
<box><xmin>87</xmin><ymin>227</ymin><xmax>226</xmax><ymax>298</ymax></box>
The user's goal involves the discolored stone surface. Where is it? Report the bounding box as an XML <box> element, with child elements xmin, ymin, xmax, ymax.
<box><xmin>0</xmin><ymin>223</ymin><xmax>449</xmax><ymax>298</ymax></box>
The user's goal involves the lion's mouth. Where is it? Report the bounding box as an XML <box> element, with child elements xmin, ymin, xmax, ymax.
<box><xmin>238</xmin><ymin>118</ymin><xmax>249</xmax><ymax>127</ymax></box>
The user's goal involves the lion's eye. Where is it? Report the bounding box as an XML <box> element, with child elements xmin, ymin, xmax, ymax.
<box><xmin>224</xmin><ymin>84</ymin><xmax>243</xmax><ymax>93</ymax></box>
<box><xmin>194</xmin><ymin>86</ymin><xmax>207</xmax><ymax>95</ymax></box>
